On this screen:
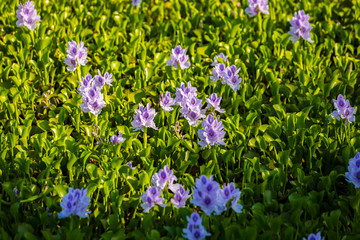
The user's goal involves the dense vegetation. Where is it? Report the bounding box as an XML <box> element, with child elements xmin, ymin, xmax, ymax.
<box><xmin>1</xmin><ymin>0</ymin><xmax>360</xmax><ymax>239</ymax></box>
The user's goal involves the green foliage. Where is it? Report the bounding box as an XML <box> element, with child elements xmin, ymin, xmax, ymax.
<box><xmin>0</xmin><ymin>0</ymin><xmax>360</xmax><ymax>239</ymax></box>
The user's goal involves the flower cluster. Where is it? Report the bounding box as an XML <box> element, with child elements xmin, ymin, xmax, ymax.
<box><xmin>191</xmin><ymin>175</ymin><xmax>242</xmax><ymax>215</ymax></box>
<box><xmin>166</xmin><ymin>45</ymin><xmax>191</xmax><ymax>69</ymax></box>
<box><xmin>141</xmin><ymin>165</ymin><xmax>191</xmax><ymax>211</ymax></box>
<box><xmin>58</xmin><ymin>188</ymin><xmax>91</xmax><ymax>219</ymax></box>
<box><xmin>182</xmin><ymin>212</ymin><xmax>211</xmax><ymax>240</ymax></box>
<box><xmin>65</xmin><ymin>40</ymin><xmax>88</xmax><ymax>72</ymax></box>
<box><xmin>303</xmin><ymin>232</ymin><xmax>324</xmax><ymax>240</ymax></box>
<box><xmin>140</xmin><ymin>186</ymin><xmax>167</xmax><ymax>213</ymax></box>
<box><xmin>110</xmin><ymin>131</ymin><xmax>126</xmax><ymax>144</ymax></box>
<box><xmin>345</xmin><ymin>152</ymin><xmax>360</xmax><ymax>189</ymax></box>
<box><xmin>198</xmin><ymin>115</ymin><xmax>226</xmax><ymax>149</ymax></box>
<box><xmin>131</xmin><ymin>103</ymin><xmax>158</xmax><ymax>131</ymax></box>
<box><xmin>160</xmin><ymin>91</ymin><xmax>176</xmax><ymax>112</ymax></box>
<box><xmin>16</xmin><ymin>1</ymin><xmax>41</xmax><ymax>31</ymax></box>
<box><xmin>210</xmin><ymin>53</ymin><xmax>241</xmax><ymax>92</ymax></box>
<box><xmin>205</xmin><ymin>93</ymin><xmax>225</xmax><ymax>113</ymax></box>
<box><xmin>288</xmin><ymin>10</ymin><xmax>314</xmax><ymax>43</ymax></box>
<box><xmin>331</xmin><ymin>94</ymin><xmax>356</xmax><ymax>125</ymax></box>
<box><xmin>78</xmin><ymin>72</ymin><xmax>112</xmax><ymax>116</ymax></box>
<box><xmin>245</xmin><ymin>0</ymin><xmax>269</xmax><ymax>17</ymax></box>
<box><xmin>176</xmin><ymin>82</ymin><xmax>206</xmax><ymax>126</ymax></box>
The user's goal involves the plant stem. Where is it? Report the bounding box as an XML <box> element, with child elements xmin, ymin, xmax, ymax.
<box><xmin>143</xmin><ymin>127</ymin><xmax>147</xmax><ymax>149</ymax></box>
<box><xmin>213</xmin><ymin>146</ymin><xmax>223</xmax><ymax>183</ymax></box>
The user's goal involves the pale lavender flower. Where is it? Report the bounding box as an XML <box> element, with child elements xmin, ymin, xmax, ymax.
<box><xmin>140</xmin><ymin>186</ymin><xmax>166</xmax><ymax>213</ymax></box>
<box><xmin>331</xmin><ymin>94</ymin><xmax>356</xmax><ymax>125</ymax></box>
<box><xmin>210</xmin><ymin>63</ymin><xmax>226</xmax><ymax>82</ymax></box>
<box><xmin>65</xmin><ymin>40</ymin><xmax>88</xmax><ymax>72</ymax></box>
<box><xmin>181</xmin><ymin>109</ymin><xmax>206</xmax><ymax>127</ymax></box>
<box><xmin>152</xmin><ymin>165</ymin><xmax>177</xmax><ymax>190</ymax></box>
<box><xmin>183</xmin><ymin>212</ymin><xmax>211</xmax><ymax>240</ymax></box>
<box><xmin>206</xmin><ymin>93</ymin><xmax>225</xmax><ymax>113</ymax></box>
<box><xmin>288</xmin><ymin>10</ymin><xmax>314</xmax><ymax>43</ymax></box>
<box><xmin>211</xmin><ymin>53</ymin><xmax>228</xmax><ymax>67</ymax></box>
<box><xmin>79</xmin><ymin>83</ymin><xmax>106</xmax><ymax>116</ymax></box>
<box><xmin>78</xmin><ymin>74</ymin><xmax>93</xmax><ymax>94</ymax></box>
<box><xmin>191</xmin><ymin>175</ymin><xmax>220</xmax><ymax>215</ymax></box>
<box><xmin>245</xmin><ymin>0</ymin><xmax>269</xmax><ymax>17</ymax></box>
<box><xmin>345</xmin><ymin>152</ymin><xmax>360</xmax><ymax>189</ymax></box>
<box><xmin>132</xmin><ymin>0</ymin><xmax>142</xmax><ymax>8</ymax></box>
<box><xmin>110</xmin><ymin>131</ymin><xmax>126</xmax><ymax>144</ymax></box>
<box><xmin>171</xmin><ymin>185</ymin><xmax>191</xmax><ymax>208</ymax></box>
<box><xmin>166</xmin><ymin>45</ymin><xmax>191</xmax><ymax>69</ymax></box>
<box><xmin>175</xmin><ymin>82</ymin><xmax>197</xmax><ymax>107</ymax></box>
<box><xmin>198</xmin><ymin>115</ymin><xmax>226</xmax><ymax>148</ymax></box>
<box><xmin>94</xmin><ymin>70</ymin><xmax>114</xmax><ymax>87</ymax></box>
<box><xmin>227</xmin><ymin>75</ymin><xmax>242</xmax><ymax>92</ymax></box>
<box><xmin>303</xmin><ymin>232</ymin><xmax>324</xmax><ymax>240</ymax></box>
<box><xmin>13</xmin><ymin>187</ymin><xmax>19</xmax><ymax>198</ymax></box>
<box><xmin>131</xmin><ymin>103</ymin><xmax>158</xmax><ymax>131</ymax></box>
<box><xmin>58</xmin><ymin>188</ymin><xmax>91</xmax><ymax>219</ymax></box>
<box><xmin>217</xmin><ymin>183</ymin><xmax>243</xmax><ymax>214</ymax></box>
<box><xmin>160</xmin><ymin>92</ymin><xmax>176</xmax><ymax>112</ymax></box>
<box><xmin>16</xmin><ymin>1</ymin><xmax>41</xmax><ymax>31</ymax></box>
<box><xmin>126</xmin><ymin>161</ymin><xmax>137</xmax><ymax>169</ymax></box>
<box><xmin>222</xmin><ymin>67</ymin><xmax>235</xmax><ymax>84</ymax></box>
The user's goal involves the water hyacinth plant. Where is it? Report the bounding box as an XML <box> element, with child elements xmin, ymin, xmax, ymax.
<box><xmin>303</xmin><ymin>232</ymin><xmax>324</xmax><ymax>240</ymax></box>
<box><xmin>16</xmin><ymin>1</ymin><xmax>41</xmax><ymax>31</ymax></box>
<box><xmin>331</xmin><ymin>94</ymin><xmax>356</xmax><ymax>125</ymax></box>
<box><xmin>58</xmin><ymin>188</ymin><xmax>91</xmax><ymax>219</ymax></box>
<box><xmin>288</xmin><ymin>10</ymin><xmax>314</xmax><ymax>43</ymax></box>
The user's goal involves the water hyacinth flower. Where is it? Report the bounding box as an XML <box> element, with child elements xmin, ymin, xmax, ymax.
<box><xmin>64</xmin><ymin>40</ymin><xmax>88</xmax><ymax>72</ymax></box>
<box><xmin>131</xmin><ymin>103</ymin><xmax>158</xmax><ymax>131</ymax></box>
<box><xmin>152</xmin><ymin>165</ymin><xmax>177</xmax><ymax>190</ymax></box>
<box><xmin>94</xmin><ymin>70</ymin><xmax>114</xmax><ymax>87</ymax></box>
<box><xmin>132</xmin><ymin>0</ymin><xmax>142</xmax><ymax>7</ymax></box>
<box><xmin>16</xmin><ymin>1</ymin><xmax>41</xmax><ymax>31</ymax></box>
<box><xmin>288</xmin><ymin>10</ymin><xmax>314</xmax><ymax>43</ymax></box>
<box><xmin>245</xmin><ymin>0</ymin><xmax>269</xmax><ymax>17</ymax></box>
<box><xmin>182</xmin><ymin>212</ymin><xmax>211</xmax><ymax>240</ymax></box>
<box><xmin>110</xmin><ymin>131</ymin><xmax>126</xmax><ymax>144</ymax></box>
<box><xmin>78</xmin><ymin>78</ymin><xmax>106</xmax><ymax>116</ymax></box>
<box><xmin>303</xmin><ymin>232</ymin><xmax>324</xmax><ymax>240</ymax></box>
<box><xmin>126</xmin><ymin>161</ymin><xmax>137</xmax><ymax>169</ymax></box>
<box><xmin>58</xmin><ymin>188</ymin><xmax>91</xmax><ymax>219</ymax></box>
<box><xmin>160</xmin><ymin>92</ymin><xmax>176</xmax><ymax>112</ymax></box>
<box><xmin>140</xmin><ymin>186</ymin><xmax>166</xmax><ymax>213</ymax></box>
<box><xmin>217</xmin><ymin>183</ymin><xmax>243</xmax><ymax>214</ymax></box>
<box><xmin>345</xmin><ymin>152</ymin><xmax>360</xmax><ymax>188</ymax></box>
<box><xmin>166</xmin><ymin>45</ymin><xmax>191</xmax><ymax>69</ymax></box>
<box><xmin>191</xmin><ymin>175</ymin><xmax>220</xmax><ymax>215</ymax></box>
<box><xmin>171</xmin><ymin>185</ymin><xmax>191</xmax><ymax>208</ymax></box>
<box><xmin>175</xmin><ymin>81</ymin><xmax>197</xmax><ymax>108</ymax></box>
<box><xmin>198</xmin><ymin>115</ymin><xmax>226</xmax><ymax>149</ymax></box>
<box><xmin>331</xmin><ymin>94</ymin><xmax>356</xmax><ymax>125</ymax></box>
<box><xmin>206</xmin><ymin>93</ymin><xmax>225</xmax><ymax>113</ymax></box>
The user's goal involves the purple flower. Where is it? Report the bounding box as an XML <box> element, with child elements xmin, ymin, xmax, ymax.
<box><xmin>140</xmin><ymin>186</ymin><xmax>166</xmax><ymax>213</ymax></box>
<box><xmin>126</xmin><ymin>161</ymin><xmax>137</xmax><ymax>169</ymax></box>
<box><xmin>79</xmin><ymin>82</ymin><xmax>106</xmax><ymax>116</ymax></box>
<box><xmin>227</xmin><ymin>75</ymin><xmax>242</xmax><ymax>92</ymax></box>
<box><xmin>206</xmin><ymin>93</ymin><xmax>225</xmax><ymax>113</ymax></box>
<box><xmin>131</xmin><ymin>103</ymin><xmax>158</xmax><ymax>131</ymax></box>
<box><xmin>191</xmin><ymin>175</ymin><xmax>220</xmax><ymax>215</ymax></box>
<box><xmin>13</xmin><ymin>187</ymin><xmax>19</xmax><ymax>198</ymax></box>
<box><xmin>166</xmin><ymin>45</ymin><xmax>191</xmax><ymax>69</ymax></box>
<box><xmin>181</xmin><ymin>109</ymin><xmax>206</xmax><ymax>127</ymax></box>
<box><xmin>58</xmin><ymin>188</ymin><xmax>91</xmax><ymax>219</ymax></box>
<box><xmin>16</xmin><ymin>1</ymin><xmax>41</xmax><ymax>31</ymax></box>
<box><xmin>132</xmin><ymin>0</ymin><xmax>142</xmax><ymax>7</ymax></box>
<box><xmin>110</xmin><ymin>131</ymin><xmax>126</xmax><ymax>144</ymax></box>
<box><xmin>160</xmin><ymin>92</ymin><xmax>176</xmax><ymax>112</ymax></box>
<box><xmin>198</xmin><ymin>115</ymin><xmax>226</xmax><ymax>149</ymax></box>
<box><xmin>288</xmin><ymin>10</ymin><xmax>314</xmax><ymax>43</ymax></box>
<box><xmin>65</xmin><ymin>40</ymin><xmax>88</xmax><ymax>72</ymax></box>
<box><xmin>331</xmin><ymin>94</ymin><xmax>356</xmax><ymax>125</ymax></box>
<box><xmin>217</xmin><ymin>183</ymin><xmax>243</xmax><ymax>214</ymax></box>
<box><xmin>303</xmin><ymin>232</ymin><xmax>324</xmax><ymax>240</ymax></box>
<box><xmin>245</xmin><ymin>0</ymin><xmax>269</xmax><ymax>17</ymax></box>
<box><xmin>171</xmin><ymin>185</ymin><xmax>191</xmax><ymax>208</ymax></box>
<box><xmin>211</xmin><ymin>53</ymin><xmax>228</xmax><ymax>67</ymax></box>
<box><xmin>94</xmin><ymin>70</ymin><xmax>114</xmax><ymax>87</ymax></box>
<box><xmin>345</xmin><ymin>152</ymin><xmax>360</xmax><ymax>189</ymax></box>
<box><xmin>182</xmin><ymin>212</ymin><xmax>211</xmax><ymax>240</ymax></box>
<box><xmin>152</xmin><ymin>165</ymin><xmax>177</xmax><ymax>190</ymax></box>
<box><xmin>175</xmin><ymin>82</ymin><xmax>197</xmax><ymax>107</ymax></box>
